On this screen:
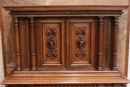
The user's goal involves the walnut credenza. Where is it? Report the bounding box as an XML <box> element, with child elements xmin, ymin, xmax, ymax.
<box><xmin>1</xmin><ymin>6</ymin><xmax>130</xmax><ymax>87</ymax></box>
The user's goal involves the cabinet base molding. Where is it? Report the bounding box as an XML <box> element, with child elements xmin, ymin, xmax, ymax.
<box><xmin>8</xmin><ymin>84</ymin><xmax>125</xmax><ymax>87</ymax></box>
<box><xmin>1</xmin><ymin>70</ymin><xmax>129</xmax><ymax>85</ymax></box>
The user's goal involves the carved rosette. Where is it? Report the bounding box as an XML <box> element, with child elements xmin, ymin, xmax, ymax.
<box><xmin>75</xmin><ymin>28</ymin><xmax>86</xmax><ymax>59</ymax></box>
<box><xmin>46</xmin><ymin>28</ymin><xmax>57</xmax><ymax>59</ymax></box>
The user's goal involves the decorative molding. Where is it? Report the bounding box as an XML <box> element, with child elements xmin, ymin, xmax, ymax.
<box><xmin>105</xmin><ymin>19</ymin><xmax>110</xmax><ymax>67</ymax></box>
<box><xmin>8</xmin><ymin>84</ymin><xmax>125</xmax><ymax>87</ymax></box>
<box><xmin>34</xmin><ymin>84</ymin><xmax>124</xmax><ymax>87</ymax></box>
<box><xmin>9</xmin><ymin>10</ymin><xmax>123</xmax><ymax>16</ymax></box>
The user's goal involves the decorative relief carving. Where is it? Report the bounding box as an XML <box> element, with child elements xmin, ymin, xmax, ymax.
<box><xmin>75</xmin><ymin>49</ymin><xmax>86</xmax><ymax>59</ymax></box>
<box><xmin>47</xmin><ymin>37</ymin><xmax>57</xmax><ymax>50</ymax></box>
<box><xmin>105</xmin><ymin>19</ymin><xmax>110</xmax><ymax>67</ymax></box>
<box><xmin>46</xmin><ymin>28</ymin><xmax>57</xmax><ymax>59</ymax></box>
<box><xmin>10</xmin><ymin>10</ymin><xmax>123</xmax><ymax>16</ymax></box>
<box><xmin>76</xmin><ymin>36</ymin><xmax>86</xmax><ymax>49</ymax></box>
<box><xmin>75</xmin><ymin>28</ymin><xmax>86</xmax><ymax>59</ymax></box>
<box><xmin>46</xmin><ymin>28</ymin><xmax>56</xmax><ymax>36</ymax></box>
<box><xmin>47</xmin><ymin>50</ymin><xmax>57</xmax><ymax>59</ymax></box>
<box><xmin>75</xmin><ymin>28</ymin><xmax>86</xmax><ymax>35</ymax></box>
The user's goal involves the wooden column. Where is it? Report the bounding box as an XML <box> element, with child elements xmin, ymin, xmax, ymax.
<box><xmin>97</xmin><ymin>16</ymin><xmax>104</xmax><ymax>71</ymax></box>
<box><xmin>112</xmin><ymin>17</ymin><xmax>119</xmax><ymax>71</ymax></box>
<box><xmin>14</xmin><ymin>17</ymin><xmax>22</xmax><ymax>71</ymax></box>
<box><xmin>30</xmin><ymin>17</ymin><xmax>36</xmax><ymax>71</ymax></box>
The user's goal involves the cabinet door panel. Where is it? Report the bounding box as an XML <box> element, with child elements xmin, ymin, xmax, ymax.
<box><xmin>36</xmin><ymin>19</ymin><xmax>65</xmax><ymax>69</ymax></box>
<box><xmin>67</xmin><ymin>18</ymin><xmax>98</xmax><ymax>70</ymax></box>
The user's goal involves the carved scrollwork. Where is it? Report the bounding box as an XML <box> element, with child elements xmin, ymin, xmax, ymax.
<box><xmin>75</xmin><ymin>28</ymin><xmax>86</xmax><ymax>59</ymax></box>
<box><xmin>46</xmin><ymin>28</ymin><xmax>56</xmax><ymax>36</ymax></box>
<box><xmin>75</xmin><ymin>50</ymin><xmax>86</xmax><ymax>59</ymax></box>
<box><xmin>47</xmin><ymin>50</ymin><xmax>57</xmax><ymax>59</ymax></box>
<box><xmin>46</xmin><ymin>28</ymin><xmax>57</xmax><ymax>59</ymax></box>
<box><xmin>75</xmin><ymin>28</ymin><xmax>86</xmax><ymax>35</ymax></box>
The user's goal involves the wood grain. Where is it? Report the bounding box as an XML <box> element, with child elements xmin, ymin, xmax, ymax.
<box><xmin>1</xmin><ymin>5</ymin><xmax>129</xmax><ymax>86</ymax></box>
<box><xmin>14</xmin><ymin>17</ymin><xmax>22</xmax><ymax>71</ymax></box>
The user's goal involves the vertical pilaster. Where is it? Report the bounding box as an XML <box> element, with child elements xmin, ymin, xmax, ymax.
<box><xmin>97</xmin><ymin>16</ymin><xmax>104</xmax><ymax>71</ymax></box>
<box><xmin>112</xmin><ymin>17</ymin><xmax>119</xmax><ymax>71</ymax></box>
<box><xmin>30</xmin><ymin>17</ymin><xmax>36</xmax><ymax>71</ymax></box>
<box><xmin>14</xmin><ymin>17</ymin><xmax>22</xmax><ymax>71</ymax></box>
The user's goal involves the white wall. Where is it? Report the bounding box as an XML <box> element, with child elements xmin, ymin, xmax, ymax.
<box><xmin>127</xmin><ymin>47</ymin><xmax>130</xmax><ymax>87</ymax></box>
<box><xmin>0</xmin><ymin>29</ymin><xmax>5</xmax><ymax>87</ymax></box>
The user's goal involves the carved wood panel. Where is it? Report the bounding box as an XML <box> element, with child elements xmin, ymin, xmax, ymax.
<box><xmin>35</xmin><ymin>19</ymin><xmax>65</xmax><ymax>69</ymax></box>
<box><xmin>103</xmin><ymin>17</ymin><xmax>113</xmax><ymax>69</ymax></box>
<box><xmin>15</xmin><ymin>17</ymin><xmax>114</xmax><ymax>71</ymax></box>
<box><xmin>19</xmin><ymin>18</ymin><xmax>30</xmax><ymax>68</ymax></box>
<box><xmin>67</xmin><ymin>18</ymin><xmax>98</xmax><ymax>69</ymax></box>
<box><xmin>13</xmin><ymin>17</ymin><xmax>120</xmax><ymax>71</ymax></box>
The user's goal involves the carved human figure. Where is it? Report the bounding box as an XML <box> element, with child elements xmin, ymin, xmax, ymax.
<box><xmin>49</xmin><ymin>40</ymin><xmax>55</xmax><ymax>49</ymax></box>
<box><xmin>79</xmin><ymin>40</ymin><xmax>84</xmax><ymax>47</ymax></box>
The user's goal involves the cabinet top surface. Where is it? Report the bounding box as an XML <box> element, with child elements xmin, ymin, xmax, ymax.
<box><xmin>3</xmin><ymin>5</ymin><xmax>128</xmax><ymax>11</ymax></box>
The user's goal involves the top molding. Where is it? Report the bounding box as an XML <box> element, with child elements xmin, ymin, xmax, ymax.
<box><xmin>3</xmin><ymin>5</ymin><xmax>129</xmax><ymax>11</ymax></box>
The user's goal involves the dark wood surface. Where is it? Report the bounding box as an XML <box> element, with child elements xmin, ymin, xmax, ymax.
<box><xmin>1</xmin><ymin>5</ymin><xmax>130</xmax><ymax>86</ymax></box>
<box><xmin>14</xmin><ymin>17</ymin><xmax>22</xmax><ymax>71</ymax></box>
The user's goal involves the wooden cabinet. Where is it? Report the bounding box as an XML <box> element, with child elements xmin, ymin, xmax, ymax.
<box><xmin>1</xmin><ymin>6</ymin><xmax>130</xmax><ymax>87</ymax></box>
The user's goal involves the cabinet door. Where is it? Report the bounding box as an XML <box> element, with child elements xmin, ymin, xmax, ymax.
<box><xmin>35</xmin><ymin>18</ymin><xmax>65</xmax><ymax>70</ymax></box>
<box><xmin>67</xmin><ymin>18</ymin><xmax>98</xmax><ymax>70</ymax></box>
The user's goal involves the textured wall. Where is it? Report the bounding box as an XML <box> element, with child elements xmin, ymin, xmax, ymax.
<box><xmin>118</xmin><ymin>10</ymin><xmax>128</xmax><ymax>74</ymax></box>
<box><xmin>0</xmin><ymin>0</ymin><xmax>129</xmax><ymax>87</ymax></box>
<box><xmin>128</xmin><ymin>50</ymin><xmax>130</xmax><ymax>87</ymax></box>
<box><xmin>0</xmin><ymin>30</ymin><xmax>5</xmax><ymax>87</ymax></box>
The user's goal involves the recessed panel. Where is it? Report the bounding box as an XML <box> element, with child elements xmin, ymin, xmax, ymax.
<box><xmin>43</xmin><ymin>24</ymin><xmax>61</xmax><ymax>64</ymax></box>
<box><xmin>36</xmin><ymin>19</ymin><xmax>65</xmax><ymax>68</ymax></box>
<box><xmin>67</xmin><ymin>19</ymin><xmax>97</xmax><ymax>69</ymax></box>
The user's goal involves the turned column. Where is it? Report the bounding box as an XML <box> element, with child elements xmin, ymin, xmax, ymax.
<box><xmin>112</xmin><ymin>17</ymin><xmax>119</xmax><ymax>71</ymax></box>
<box><xmin>97</xmin><ymin>17</ymin><xmax>104</xmax><ymax>71</ymax></box>
<box><xmin>14</xmin><ymin>17</ymin><xmax>22</xmax><ymax>71</ymax></box>
<box><xmin>30</xmin><ymin>17</ymin><xmax>36</xmax><ymax>70</ymax></box>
